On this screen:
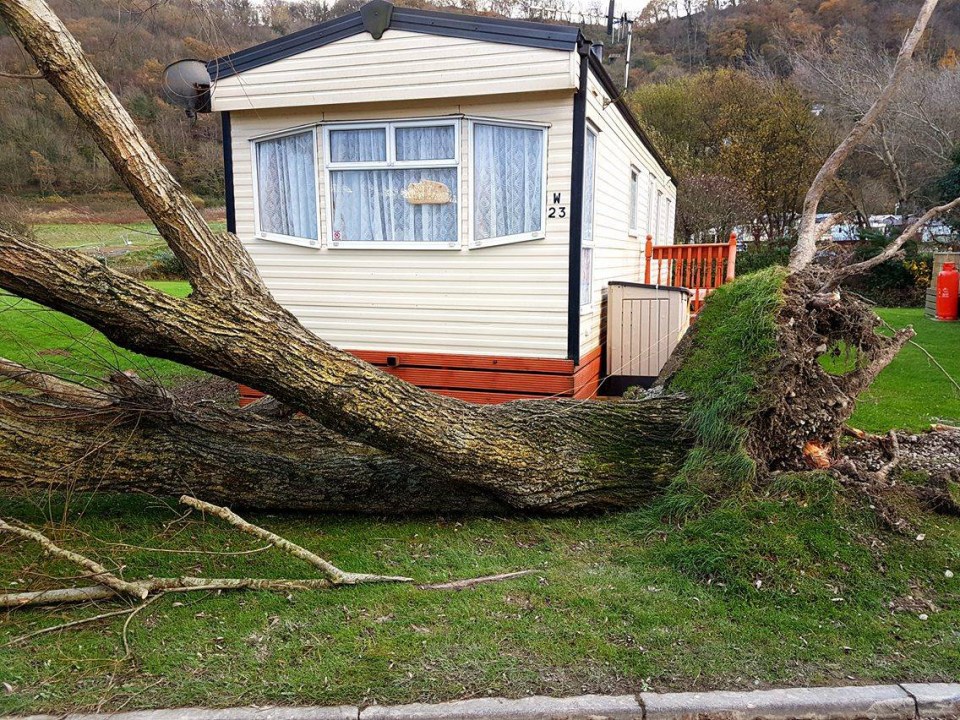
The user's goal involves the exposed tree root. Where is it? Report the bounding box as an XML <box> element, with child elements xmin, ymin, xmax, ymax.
<box><xmin>832</xmin><ymin>426</ymin><xmax>960</xmax><ymax>531</ymax></box>
<box><xmin>745</xmin><ymin>270</ymin><xmax>915</xmax><ymax>474</ymax></box>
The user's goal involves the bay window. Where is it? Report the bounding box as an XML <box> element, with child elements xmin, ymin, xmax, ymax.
<box><xmin>252</xmin><ymin>128</ymin><xmax>319</xmax><ymax>247</ymax></box>
<box><xmin>471</xmin><ymin>121</ymin><xmax>546</xmax><ymax>247</ymax></box>
<box><xmin>325</xmin><ymin>121</ymin><xmax>460</xmax><ymax>248</ymax></box>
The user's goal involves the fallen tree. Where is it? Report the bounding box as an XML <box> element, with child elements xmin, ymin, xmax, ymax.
<box><xmin>0</xmin><ymin>0</ymin><xmax>956</xmax><ymax>515</ymax></box>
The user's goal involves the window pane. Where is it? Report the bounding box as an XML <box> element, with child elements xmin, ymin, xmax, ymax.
<box><xmin>580</xmin><ymin>246</ymin><xmax>593</xmax><ymax>307</ymax></box>
<box><xmin>473</xmin><ymin>123</ymin><xmax>544</xmax><ymax>241</ymax></box>
<box><xmin>255</xmin><ymin>131</ymin><xmax>318</xmax><ymax>240</ymax></box>
<box><xmin>647</xmin><ymin>173</ymin><xmax>656</xmax><ymax>235</ymax></box>
<box><xmin>329</xmin><ymin>127</ymin><xmax>386</xmax><ymax>163</ymax></box>
<box><xmin>396</xmin><ymin>125</ymin><xmax>456</xmax><ymax>161</ymax></box>
<box><xmin>330</xmin><ymin>168</ymin><xmax>458</xmax><ymax>243</ymax></box>
<box><xmin>582</xmin><ymin>128</ymin><xmax>597</xmax><ymax>246</ymax></box>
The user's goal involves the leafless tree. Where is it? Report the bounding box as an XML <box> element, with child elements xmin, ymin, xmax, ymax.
<box><xmin>790</xmin><ymin>36</ymin><xmax>960</xmax><ymax>215</ymax></box>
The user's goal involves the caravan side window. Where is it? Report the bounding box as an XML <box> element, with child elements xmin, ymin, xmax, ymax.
<box><xmin>325</xmin><ymin>120</ymin><xmax>460</xmax><ymax>248</ymax></box>
<box><xmin>471</xmin><ymin>121</ymin><xmax>547</xmax><ymax>248</ymax></box>
<box><xmin>580</xmin><ymin>126</ymin><xmax>598</xmax><ymax>311</ymax></box>
<box><xmin>252</xmin><ymin>128</ymin><xmax>319</xmax><ymax>247</ymax></box>
<box><xmin>628</xmin><ymin>167</ymin><xmax>640</xmax><ymax>237</ymax></box>
<box><xmin>646</xmin><ymin>172</ymin><xmax>656</xmax><ymax>238</ymax></box>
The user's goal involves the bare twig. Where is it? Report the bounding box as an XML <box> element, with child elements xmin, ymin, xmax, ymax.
<box><xmin>417</xmin><ymin>570</ymin><xmax>537</xmax><ymax>591</ymax></box>
<box><xmin>821</xmin><ymin>195</ymin><xmax>960</xmax><ymax>291</ymax></box>
<box><xmin>0</xmin><ymin>575</ymin><xmax>335</xmax><ymax>609</ymax></box>
<box><xmin>0</xmin><ymin>518</ymin><xmax>148</xmax><ymax>599</ymax></box>
<box><xmin>121</xmin><ymin>593</ymin><xmax>163</xmax><ymax>659</ymax></box>
<box><xmin>1</xmin><ymin>606</ymin><xmax>137</xmax><ymax>647</ymax></box>
<box><xmin>179</xmin><ymin>496</ymin><xmax>412</xmax><ymax>585</ymax></box>
<box><xmin>0</xmin><ymin>356</ymin><xmax>114</xmax><ymax>408</ymax></box>
<box><xmin>0</xmin><ymin>69</ymin><xmax>42</xmax><ymax>79</ymax></box>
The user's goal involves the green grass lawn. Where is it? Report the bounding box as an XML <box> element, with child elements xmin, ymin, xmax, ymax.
<box><xmin>0</xmin><ymin>282</ymin><xmax>194</xmax><ymax>387</ymax></box>
<box><xmin>0</xmin><ymin>489</ymin><xmax>957</xmax><ymax>714</ymax></box>
<box><xmin>0</xmin><ymin>253</ymin><xmax>958</xmax><ymax>713</ymax></box>
<box><xmin>850</xmin><ymin>309</ymin><xmax>960</xmax><ymax>432</ymax></box>
<box><xmin>34</xmin><ymin>222</ymin><xmax>226</xmax><ymax>250</ymax></box>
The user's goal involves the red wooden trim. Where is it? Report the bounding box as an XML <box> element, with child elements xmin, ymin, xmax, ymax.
<box><xmin>238</xmin><ymin>349</ymin><xmax>595</xmax><ymax>405</ymax></box>
<box><xmin>348</xmin><ymin>350</ymin><xmax>574</xmax><ymax>374</ymax></box>
<box><xmin>391</xmin><ymin>367</ymin><xmax>572</xmax><ymax>394</ymax></box>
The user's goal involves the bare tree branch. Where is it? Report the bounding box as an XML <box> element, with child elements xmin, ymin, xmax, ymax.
<box><xmin>179</xmin><ymin>496</ymin><xmax>413</xmax><ymax>584</ymax></box>
<box><xmin>789</xmin><ymin>0</ymin><xmax>941</xmax><ymax>272</ymax></box>
<box><xmin>821</xmin><ymin>195</ymin><xmax>960</xmax><ymax>291</ymax></box>
<box><xmin>0</xmin><ymin>356</ymin><xmax>114</xmax><ymax>408</ymax></box>
<box><xmin>0</xmin><ymin>0</ymin><xmax>263</xmax><ymax>297</ymax></box>
<box><xmin>0</xmin><ymin>518</ymin><xmax>148</xmax><ymax>599</ymax></box>
<box><xmin>0</xmin><ymin>68</ymin><xmax>41</xmax><ymax>79</ymax></box>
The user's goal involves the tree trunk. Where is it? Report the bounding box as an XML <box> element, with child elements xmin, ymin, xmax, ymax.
<box><xmin>0</xmin><ymin>0</ymin><xmax>686</xmax><ymax>502</ymax></box>
<box><xmin>0</xmin><ymin>392</ymin><xmax>693</xmax><ymax>513</ymax></box>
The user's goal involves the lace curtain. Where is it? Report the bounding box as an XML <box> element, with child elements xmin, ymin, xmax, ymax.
<box><xmin>329</xmin><ymin>125</ymin><xmax>458</xmax><ymax>243</ymax></box>
<box><xmin>580</xmin><ymin>129</ymin><xmax>598</xmax><ymax>306</ymax></box>
<box><xmin>255</xmin><ymin>131</ymin><xmax>318</xmax><ymax>240</ymax></box>
<box><xmin>473</xmin><ymin>123</ymin><xmax>544</xmax><ymax>241</ymax></box>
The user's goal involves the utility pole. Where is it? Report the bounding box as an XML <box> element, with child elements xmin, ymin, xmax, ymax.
<box><xmin>623</xmin><ymin>16</ymin><xmax>633</xmax><ymax>88</ymax></box>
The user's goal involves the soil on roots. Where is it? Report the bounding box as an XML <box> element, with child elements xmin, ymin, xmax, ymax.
<box><xmin>747</xmin><ymin>269</ymin><xmax>913</xmax><ymax>474</ymax></box>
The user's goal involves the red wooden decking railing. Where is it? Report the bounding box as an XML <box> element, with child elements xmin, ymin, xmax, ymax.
<box><xmin>644</xmin><ymin>232</ymin><xmax>738</xmax><ymax>313</ymax></box>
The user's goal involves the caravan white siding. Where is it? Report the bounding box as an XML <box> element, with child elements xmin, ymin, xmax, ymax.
<box><xmin>211</xmin><ymin>30</ymin><xmax>578</xmax><ymax>112</ymax></box>
<box><xmin>579</xmin><ymin>70</ymin><xmax>677</xmax><ymax>361</ymax></box>
<box><xmin>228</xmin><ymin>92</ymin><xmax>574</xmax><ymax>357</ymax></box>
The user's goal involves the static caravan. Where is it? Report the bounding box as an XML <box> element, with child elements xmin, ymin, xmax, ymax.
<box><xmin>207</xmin><ymin>0</ymin><xmax>678</xmax><ymax>403</ymax></box>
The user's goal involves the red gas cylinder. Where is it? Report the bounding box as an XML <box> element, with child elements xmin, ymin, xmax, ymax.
<box><xmin>937</xmin><ymin>262</ymin><xmax>959</xmax><ymax>321</ymax></box>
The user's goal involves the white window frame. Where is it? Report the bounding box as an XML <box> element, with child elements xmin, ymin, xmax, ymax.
<box><xmin>250</xmin><ymin>125</ymin><xmax>321</xmax><ymax>248</ymax></box>
<box><xmin>655</xmin><ymin>188</ymin><xmax>664</xmax><ymax>244</ymax></box>
<box><xmin>628</xmin><ymin>166</ymin><xmax>640</xmax><ymax>237</ymax></box>
<box><xmin>665</xmin><ymin>196</ymin><xmax>673</xmax><ymax>243</ymax></box>
<box><xmin>646</xmin><ymin>171</ymin><xmax>657</xmax><ymax>239</ymax></box>
<box><xmin>467</xmin><ymin>118</ymin><xmax>549</xmax><ymax>250</ymax></box>
<box><xmin>322</xmin><ymin>118</ymin><xmax>461</xmax><ymax>250</ymax></box>
<box><xmin>580</xmin><ymin>124</ymin><xmax>599</xmax><ymax>313</ymax></box>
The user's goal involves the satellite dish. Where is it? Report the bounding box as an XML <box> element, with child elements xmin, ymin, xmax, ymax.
<box><xmin>161</xmin><ymin>59</ymin><xmax>211</xmax><ymax>116</ymax></box>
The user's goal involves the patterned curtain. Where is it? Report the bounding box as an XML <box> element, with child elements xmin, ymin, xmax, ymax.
<box><xmin>255</xmin><ymin>131</ymin><xmax>318</xmax><ymax>240</ymax></box>
<box><xmin>331</xmin><ymin>168</ymin><xmax>457</xmax><ymax>243</ymax></box>
<box><xmin>473</xmin><ymin>123</ymin><xmax>544</xmax><ymax>241</ymax></box>
<box><xmin>329</xmin><ymin>125</ymin><xmax>457</xmax><ymax>243</ymax></box>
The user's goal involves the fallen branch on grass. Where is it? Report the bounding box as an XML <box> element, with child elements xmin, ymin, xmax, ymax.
<box><xmin>180</xmin><ymin>495</ymin><xmax>412</xmax><ymax>585</ymax></box>
<box><xmin>0</xmin><ymin>518</ymin><xmax>148</xmax><ymax>599</ymax></box>
<box><xmin>417</xmin><ymin>570</ymin><xmax>537</xmax><ymax>591</ymax></box>
<box><xmin>0</xmin><ymin>497</ymin><xmax>534</xmax><ymax>613</ymax></box>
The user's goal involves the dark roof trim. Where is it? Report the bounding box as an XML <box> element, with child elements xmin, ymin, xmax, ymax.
<box><xmin>205</xmin><ymin>1</ymin><xmax>673</xmax><ymax>182</ymax></box>
<box><xmin>207</xmin><ymin>4</ymin><xmax>580</xmax><ymax>81</ymax></box>
<box><xmin>585</xmin><ymin>48</ymin><xmax>676</xmax><ymax>185</ymax></box>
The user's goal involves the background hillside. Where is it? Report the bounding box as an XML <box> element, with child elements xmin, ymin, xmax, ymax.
<box><xmin>1</xmin><ymin>0</ymin><xmax>958</xmax><ymax>235</ymax></box>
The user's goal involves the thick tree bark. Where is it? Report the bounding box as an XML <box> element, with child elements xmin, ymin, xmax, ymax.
<box><xmin>0</xmin><ymin>391</ymin><xmax>693</xmax><ymax>513</ymax></box>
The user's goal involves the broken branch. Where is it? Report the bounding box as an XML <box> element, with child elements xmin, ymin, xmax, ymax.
<box><xmin>0</xmin><ymin>518</ymin><xmax>148</xmax><ymax>599</ymax></box>
<box><xmin>179</xmin><ymin>496</ymin><xmax>412</xmax><ymax>585</ymax></box>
